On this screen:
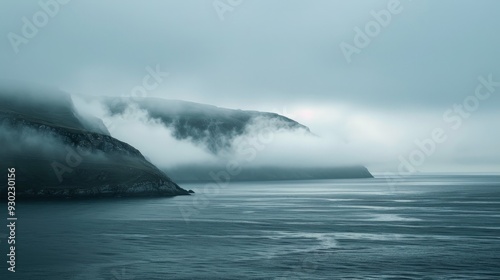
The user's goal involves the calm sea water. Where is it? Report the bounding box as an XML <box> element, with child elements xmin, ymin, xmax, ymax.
<box><xmin>2</xmin><ymin>175</ymin><xmax>500</xmax><ymax>279</ymax></box>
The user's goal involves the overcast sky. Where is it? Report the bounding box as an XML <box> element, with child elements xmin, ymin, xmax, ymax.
<box><xmin>1</xmin><ymin>0</ymin><xmax>499</xmax><ymax>172</ymax></box>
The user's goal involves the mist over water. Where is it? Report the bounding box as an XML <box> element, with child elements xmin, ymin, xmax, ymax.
<box><xmin>69</xmin><ymin>93</ymin><xmax>500</xmax><ymax>174</ymax></box>
<box><xmin>72</xmin><ymin>96</ymin><xmax>364</xmax><ymax>169</ymax></box>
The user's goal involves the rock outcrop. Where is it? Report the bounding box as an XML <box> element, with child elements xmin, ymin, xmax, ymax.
<box><xmin>0</xmin><ymin>85</ymin><xmax>189</xmax><ymax>198</ymax></box>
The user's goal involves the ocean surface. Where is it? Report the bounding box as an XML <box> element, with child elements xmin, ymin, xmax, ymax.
<box><xmin>2</xmin><ymin>175</ymin><xmax>500</xmax><ymax>279</ymax></box>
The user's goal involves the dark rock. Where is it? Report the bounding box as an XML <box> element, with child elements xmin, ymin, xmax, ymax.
<box><xmin>0</xmin><ymin>86</ymin><xmax>189</xmax><ymax>199</ymax></box>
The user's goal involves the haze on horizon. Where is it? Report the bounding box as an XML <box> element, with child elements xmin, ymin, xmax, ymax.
<box><xmin>0</xmin><ymin>0</ymin><xmax>499</xmax><ymax>173</ymax></box>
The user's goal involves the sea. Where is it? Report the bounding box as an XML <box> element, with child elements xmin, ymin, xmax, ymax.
<box><xmin>2</xmin><ymin>175</ymin><xmax>500</xmax><ymax>279</ymax></box>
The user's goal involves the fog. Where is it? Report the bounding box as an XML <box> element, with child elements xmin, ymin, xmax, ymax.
<box><xmin>72</xmin><ymin>96</ymin><xmax>500</xmax><ymax>173</ymax></box>
<box><xmin>1</xmin><ymin>0</ymin><xmax>499</xmax><ymax>172</ymax></box>
<box><xmin>0</xmin><ymin>123</ymin><xmax>67</xmax><ymax>159</ymax></box>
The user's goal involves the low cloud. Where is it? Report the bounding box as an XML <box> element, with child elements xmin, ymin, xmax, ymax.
<box><xmin>71</xmin><ymin>95</ymin><xmax>500</xmax><ymax>173</ymax></box>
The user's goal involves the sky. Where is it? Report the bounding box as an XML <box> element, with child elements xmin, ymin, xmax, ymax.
<box><xmin>1</xmin><ymin>0</ymin><xmax>499</xmax><ymax>173</ymax></box>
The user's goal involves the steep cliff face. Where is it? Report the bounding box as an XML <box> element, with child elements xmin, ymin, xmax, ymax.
<box><xmin>0</xmin><ymin>86</ymin><xmax>189</xmax><ymax>198</ymax></box>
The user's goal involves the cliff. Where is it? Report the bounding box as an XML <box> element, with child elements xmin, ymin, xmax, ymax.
<box><xmin>0</xmin><ymin>85</ymin><xmax>189</xmax><ymax>198</ymax></box>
